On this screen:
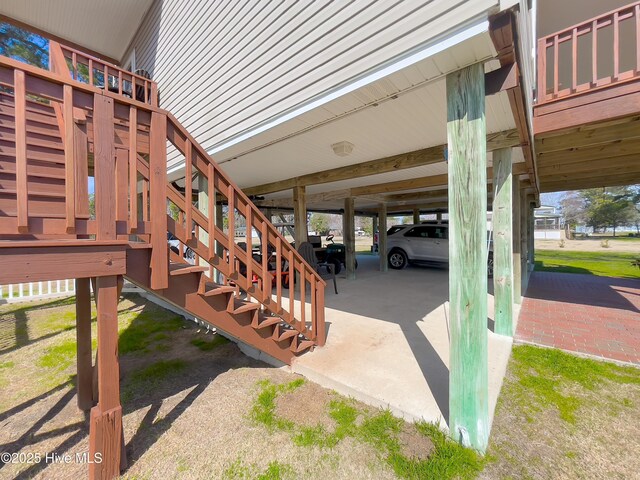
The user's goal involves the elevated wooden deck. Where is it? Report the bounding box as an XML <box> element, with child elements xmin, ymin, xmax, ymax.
<box><xmin>533</xmin><ymin>2</ymin><xmax>640</xmax><ymax>192</ymax></box>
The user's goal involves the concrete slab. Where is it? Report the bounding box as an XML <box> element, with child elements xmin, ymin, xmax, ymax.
<box><xmin>291</xmin><ymin>254</ymin><xmax>516</xmax><ymax>431</ymax></box>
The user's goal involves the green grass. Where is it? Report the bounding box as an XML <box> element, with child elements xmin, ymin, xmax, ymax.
<box><xmin>223</xmin><ymin>459</ymin><xmax>295</xmax><ymax>480</ymax></box>
<box><xmin>251</xmin><ymin>380</ymin><xmax>484</xmax><ymax>480</ymax></box>
<box><xmin>190</xmin><ymin>334</ymin><xmax>229</xmax><ymax>351</ymax></box>
<box><xmin>535</xmin><ymin>250</ymin><xmax>640</xmax><ymax>278</ymax></box>
<box><xmin>505</xmin><ymin>345</ymin><xmax>640</xmax><ymax>424</ymax></box>
<box><xmin>121</xmin><ymin>359</ymin><xmax>188</xmax><ymax>404</ymax></box>
<box><xmin>118</xmin><ymin>312</ymin><xmax>184</xmax><ymax>354</ymax></box>
<box><xmin>37</xmin><ymin>339</ymin><xmax>77</xmax><ymax>371</ymax></box>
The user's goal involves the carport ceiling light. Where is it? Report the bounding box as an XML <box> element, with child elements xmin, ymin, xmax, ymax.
<box><xmin>332</xmin><ymin>141</ymin><xmax>354</xmax><ymax>157</ymax></box>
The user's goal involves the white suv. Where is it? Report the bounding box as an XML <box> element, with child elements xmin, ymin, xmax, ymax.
<box><xmin>386</xmin><ymin>222</ymin><xmax>493</xmax><ymax>276</ymax></box>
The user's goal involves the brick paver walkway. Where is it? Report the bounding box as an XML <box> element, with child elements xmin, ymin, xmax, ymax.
<box><xmin>516</xmin><ymin>272</ymin><xmax>640</xmax><ymax>365</ymax></box>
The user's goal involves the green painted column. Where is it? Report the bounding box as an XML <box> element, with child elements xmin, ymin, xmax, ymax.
<box><xmin>492</xmin><ymin>148</ymin><xmax>514</xmax><ymax>336</ymax></box>
<box><xmin>512</xmin><ymin>180</ymin><xmax>522</xmax><ymax>304</ymax></box>
<box><xmin>446</xmin><ymin>63</ymin><xmax>488</xmax><ymax>453</ymax></box>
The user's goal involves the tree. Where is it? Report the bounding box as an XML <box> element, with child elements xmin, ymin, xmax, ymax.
<box><xmin>0</xmin><ymin>23</ymin><xmax>48</xmax><ymax>69</ymax></box>
<box><xmin>560</xmin><ymin>191</ymin><xmax>586</xmax><ymax>230</ymax></box>
<box><xmin>309</xmin><ymin>213</ymin><xmax>330</xmax><ymax>235</ymax></box>
<box><xmin>583</xmin><ymin>188</ymin><xmax>635</xmax><ymax>236</ymax></box>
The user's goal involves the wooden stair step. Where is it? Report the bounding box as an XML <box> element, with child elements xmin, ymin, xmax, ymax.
<box><xmin>201</xmin><ymin>281</ymin><xmax>236</xmax><ymax>297</ymax></box>
<box><xmin>169</xmin><ymin>263</ymin><xmax>209</xmax><ymax>276</ymax></box>
<box><xmin>227</xmin><ymin>299</ymin><xmax>261</xmax><ymax>315</ymax></box>
<box><xmin>294</xmin><ymin>339</ymin><xmax>315</xmax><ymax>353</ymax></box>
<box><xmin>271</xmin><ymin>323</ymin><xmax>298</xmax><ymax>341</ymax></box>
<box><xmin>252</xmin><ymin>314</ymin><xmax>281</xmax><ymax>330</ymax></box>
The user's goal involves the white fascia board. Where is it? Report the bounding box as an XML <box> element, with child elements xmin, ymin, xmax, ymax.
<box><xmin>167</xmin><ymin>16</ymin><xmax>490</xmax><ymax>175</ymax></box>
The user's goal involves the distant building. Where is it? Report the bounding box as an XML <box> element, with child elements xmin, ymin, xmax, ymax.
<box><xmin>534</xmin><ymin>205</ymin><xmax>563</xmax><ymax>239</ymax></box>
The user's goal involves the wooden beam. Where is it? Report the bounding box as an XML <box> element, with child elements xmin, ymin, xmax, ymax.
<box><xmin>485</xmin><ymin>63</ymin><xmax>518</xmax><ymax>96</ymax></box>
<box><xmin>537</xmin><ymin>142</ymin><xmax>640</xmax><ymax>168</ymax></box>
<box><xmin>343</xmin><ymin>197</ymin><xmax>356</xmax><ymax>280</ymax></box>
<box><xmin>89</xmin><ymin>275</ymin><xmax>123</xmax><ymax>480</ymax></box>
<box><xmin>447</xmin><ymin>63</ymin><xmax>489</xmax><ymax>453</ymax></box>
<box><xmin>244</xmin><ymin>130</ymin><xmax>520</xmax><ymax>196</ymax></box>
<box><xmin>14</xmin><ymin>69</ymin><xmax>28</xmax><ymax>233</ymax></box>
<box><xmin>352</xmin><ymin>163</ymin><xmax>528</xmax><ymax>196</ymax></box>
<box><xmin>540</xmin><ymin>172</ymin><xmax>640</xmax><ymax>192</ymax></box>
<box><xmin>492</xmin><ymin>148</ymin><xmax>514</xmax><ymax>336</ymax></box>
<box><xmin>536</xmin><ymin>117</ymin><xmax>640</xmax><ymax>152</ymax></box>
<box><xmin>75</xmin><ymin>277</ymin><xmax>93</xmax><ymax>411</ymax></box>
<box><xmin>379</xmin><ymin>203</ymin><xmax>388</xmax><ymax>272</ymax></box>
<box><xmin>293</xmin><ymin>185</ymin><xmax>307</xmax><ymax>247</ymax></box>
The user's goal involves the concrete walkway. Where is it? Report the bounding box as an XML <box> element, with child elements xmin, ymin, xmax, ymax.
<box><xmin>291</xmin><ymin>255</ymin><xmax>514</xmax><ymax>430</ymax></box>
<box><xmin>516</xmin><ymin>272</ymin><xmax>640</xmax><ymax>365</ymax></box>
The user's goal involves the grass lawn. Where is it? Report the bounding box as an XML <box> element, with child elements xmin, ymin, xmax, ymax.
<box><xmin>483</xmin><ymin>345</ymin><xmax>640</xmax><ymax>479</ymax></box>
<box><xmin>535</xmin><ymin>249</ymin><xmax>640</xmax><ymax>278</ymax></box>
<box><xmin>2</xmin><ymin>297</ymin><xmax>639</xmax><ymax>479</ymax></box>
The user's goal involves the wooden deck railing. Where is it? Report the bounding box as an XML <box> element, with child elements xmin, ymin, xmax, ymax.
<box><xmin>50</xmin><ymin>41</ymin><xmax>158</xmax><ymax>107</ymax></box>
<box><xmin>0</xmin><ymin>54</ymin><xmax>326</xmax><ymax>346</ymax></box>
<box><xmin>537</xmin><ymin>1</ymin><xmax>640</xmax><ymax>104</ymax></box>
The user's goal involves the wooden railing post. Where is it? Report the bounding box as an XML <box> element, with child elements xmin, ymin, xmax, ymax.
<box><xmin>13</xmin><ymin>69</ymin><xmax>28</xmax><ymax>233</ymax></box>
<box><xmin>93</xmin><ymin>95</ymin><xmax>116</xmax><ymax>240</ymax></box>
<box><xmin>149</xmin><ymin>112</ymin><xmax>168</xmax><ymax>290</ymax></box>
<box><xmin>63</xmin><ymin>85</ymin><xmax>76</xmax><ymax>232</ymax></box>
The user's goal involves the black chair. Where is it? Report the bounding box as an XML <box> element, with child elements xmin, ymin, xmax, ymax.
<box><xmin>297</xmin><ymin>242</ymin><xmax>338</xmax><ymax>294</ymax></box>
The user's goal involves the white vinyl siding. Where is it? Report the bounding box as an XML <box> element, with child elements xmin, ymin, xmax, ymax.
<box><xmin>124</xmin><ymin>0</ymin><xmax>501</xmax><ymax>157</ymax></box>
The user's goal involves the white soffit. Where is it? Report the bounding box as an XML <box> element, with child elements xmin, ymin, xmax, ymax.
<box><xmin>0</xmin><ymin>0</ymin><xmax>153</xmax><ymax>60</ymax></box>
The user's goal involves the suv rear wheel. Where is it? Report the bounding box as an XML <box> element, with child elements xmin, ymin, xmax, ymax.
<box><xmin>388</xmin><ymin>249</ymin><xmax>408</xmax><ymax>269</ymax></box>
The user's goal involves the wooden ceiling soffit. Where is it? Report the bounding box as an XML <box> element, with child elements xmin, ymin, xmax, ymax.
<box><xmin>243</xmin><ymin>129</ymin><xmax>520</xmax><ymax>196</ymax></box>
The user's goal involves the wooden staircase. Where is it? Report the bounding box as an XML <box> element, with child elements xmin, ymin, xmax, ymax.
<box><xmin>0</xmin><ymin>48</ymin><xmax>327</xmax><ymax>365</ymax></box>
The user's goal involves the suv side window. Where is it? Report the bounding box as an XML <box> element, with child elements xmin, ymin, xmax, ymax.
<box><xmin>404</xmin><ymin>226</ymin><xmax>448</xmax><ymax>239</ymax></box>
<box><xmin>404</xmin><ymin>226</ymin><xmax>433</xmax><ymax>238</ymax></box>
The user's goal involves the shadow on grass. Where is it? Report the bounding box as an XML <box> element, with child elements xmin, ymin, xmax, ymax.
<box><xmin>0</xmin><ymin>296</ymin><xmax>78</xmax><ymax>356</ymax></box>
<box><xmin>0</xmin><ymin>293</ymin><xmax>260</xmax><ymax>478</ymax></box>
<box><xmin>534</xmin><ymin>261</ymin><xmax>593</xmax><ymax>276</ymax></box>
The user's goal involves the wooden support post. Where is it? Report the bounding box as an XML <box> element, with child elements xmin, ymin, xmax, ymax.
<box><xmin>413</xmin><ymin>208</ymin><xmax>420</xmax><ymax>224</ymax></box>
<box><xmin>343</xmin><ymin>197</ymin><xmax>356</xmax><ymax>280</ymax></box>
<box><xmin>492</xmin><ymin>148</ymin><xmax>513</xmax><ymax>337</ymax></box>
<box><xmin>446</xmin><ymin>63</ymin><xmax>488</xmax><ymax>453</ymax></box>
<box><xmin>378</xmin><ymin>204</ymin><xmax>388</xmax><ymax>272</ymax></box>
<box><xmin>89</xmin><ymin>275</ymin><xmax>123</xmax><ymax>480</ymax></box>
<box><xmin>75</xmin><ymin>278</ymin><xmax>93</xmax><ymax>411</ymax></box>
<box><xmin>215</xmin><ymin>192</ymin><xmax>224</xmax><ymax>283</ymax></box>
<box><xmin>527</xmin><ymin>196</ymin><xmax>535</xmax><ymax>272</ymax></box>
<box><xmin>512</xmin><ymin>181</ymin><xmax>522</xmax><ymax>304</ymax></box>
<box><xmin>93</xmin><ymin>96</ymin><xmax>116</xmax><ymax>240</ymax></box>
<box><xmin>436</xmin><ymin>212</ymin><xmax>443</xmax><ymax>221</ymax></box>
<box><xmin>520</xmin><ymin>189</ymin><xmax>529</xmax><ymax>292</ymax></box>
<box><xmin>149</xmin><ymin>112</ymin><xmax>168</xmax><ymax>290</ymax></box>
<box><xmin>293</xmin><ymin>185</ymin><xmax>307</xmax><ymax>248</ymax></box>
<box><xmin>372</xmin><ymin>215</ymin><xmax>378</xmax><ymax>252</ymax></box>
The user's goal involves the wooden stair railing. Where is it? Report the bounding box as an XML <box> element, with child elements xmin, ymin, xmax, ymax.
<box><xmin>0</xmin><ymin>53</ymin><xmax>326</xmax><ymax>349</ymax></box>
<box><xmin>537</xmin><ymin>1</ymin><xmax>640</xmax><ymax>104</ymax></box>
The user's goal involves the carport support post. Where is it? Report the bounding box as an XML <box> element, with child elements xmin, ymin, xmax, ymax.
<box><xmin>413</xmin><ymin>208</ymin><xmax>420</xmax><ymax>224</ymax></box>
<box><xmin>446</xmin><ymin>63</ymin><xmax>489</xmax><ymax>453</ymax></box>
<box><xmin>372</xmin><ymin>215</ymin><xmax>378</xmax><ymax>251</ymax></box>
<box><xmin>293</xmin><ymin>185</ymin><xmax>307</xmax><ymax>247</ymax></box>
<box><xmin>527</xmin><ymin>195</ymin><xmax>535</xmax><ymax>272</ymax></box>
<box><xmin>492</xmin><ymin>147</ymin><xmax>514</xmax><ymax>336</ymax></box>
<box><xmin>520</xmin><ymin>189</ymin><xmax>529</xmax><ymax>292</ymax></box>
<box><xmin>512</xmin><ymin>180</ymin><xmax>522</xmax><ymax>303</ymax></box>
<box><xmin>378</xmin><ymin>203</ymin><xmax>388</xmax><ymax>272</ymax></box>
<box><xmin>76</xmin><ymin>277</ymin><xmax>93</xmax><ymax>411</ymax></box>
<box><xmin>344</xmin><ymin>197</ymin><xmax>356</xmax><ymax>279</ymax></box>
